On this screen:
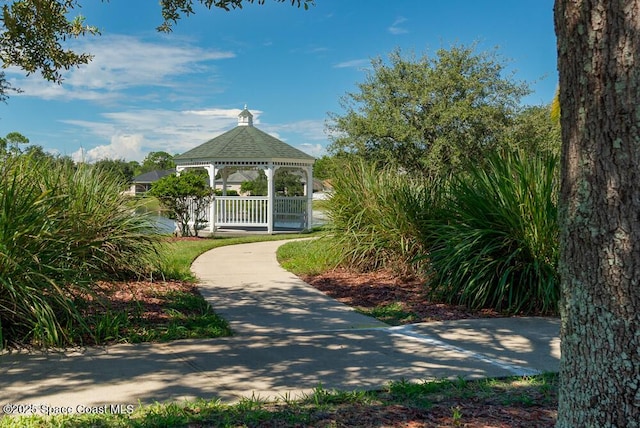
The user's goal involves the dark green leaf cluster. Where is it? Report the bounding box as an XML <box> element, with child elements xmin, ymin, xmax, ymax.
<box><xmin>0</xmin><ymin>72</ymin><xmax>19</xmax><ymax>103</ymax></box>
<box><xmin>93</xmin><ymin>158</ymin><xmax>138</xmax><ymax>184</ymax></box>
<box><xmin>505</xmin><ymin>105</ymin><xmax>561</xmax><ymax>157</ymax></box>
<box><xmin>327</xmin><ymin>44</ymin><xmax>530</xmax><ymax>178</ymax></box>
<box><xmin>240</xmin><ymin>169</ymin><xmax>268</xmax><ymax>195</ymax></box>
<box><xmin>325</xmin><ymin>158</ymin><xmax>443</xmax><ymax>275</ymax></box>
<box><xmin>92</xmin><ymin>152</ymin><xmax>177</xmax><ymax>185</ymax></box>
<box><xmin>0</xmin><ymin>0</ymin><xmax>99</xmax><ymax>83</ymax></box>
<box><xmin>239</xmin><ymin>168</ymin><xmax>304</xmax><ymax>196</ymax></box>
<box><xmin>149</xmin><ymin>170</ymin><xmax>213</xmax><ymax>236</ymax></box>
<box><xmin>0</xmin><ymin>131</ymin><xmax>29</xmax><ymax>155</ymax></box>
<box><xmin>157</xmin><ymin>0</ymin><xmax>314</xmax><ymax>32</ymax></box>
<box><xmin>140</xmin><ymin>151</ymin><xmax>176</xmax><ymax>174</ymax></box>
<box><xmin>324</xmin><ymin>150</ymin><xmax>560</xmax><ymax>315</ymax></box>
<box><xmin>312</xmin><ymin>155</ymin><xmax>337</xmax><ymax>180</ymax></box>
<box><xmin>274</xmin><ymin>169</ymin><xmax>304</xmax><ymax>196</ymax></box>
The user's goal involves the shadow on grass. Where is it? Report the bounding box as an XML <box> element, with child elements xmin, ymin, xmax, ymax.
<box><xmin>0</xmin><ymin>375</ymin><xmax>558</xmax><ymax>427</ymax></box>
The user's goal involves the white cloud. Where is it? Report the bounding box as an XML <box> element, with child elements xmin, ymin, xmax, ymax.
<box><xmin>333</xmin><ymin>58</ymin><xmax>370</xmax><ymax>69</ymax></box>
<box><xmin>62</xmin><ymin>119</ymin><xmax>118</xmax><ymax>140</ymax></box>
<box><xmin>8</xmin><ymin>34</ymin><xmax>235</xmax><ymax>101</ymax></box>
<box><xmin>182</xmin><ymin>107</ymin><xmax>262</xmax><ymax>122</ymax></box>
<box><xmin>62</xmin><ymin>107</ymin><xmax>246</xmax><ymax>159</ymax></box>
<box><xmin>270</xmin><ymin>119</ymin><xmax>326</xmax><ymax>141</ymax></box>
<box><xmin>388</xmin><ymin>17</ymin><xmax>409</xmax><ymax>35</ymax></box>
<box><xmin>7</xmin><ymin>72</ymin><xmax>115</xmax><ymax>102</ymax></box>
<box><xmin>262</xmin><ymin>119</ymin><xmax>328</xmax><ymax>157</ymax></box>
<box><xmin>67</xmin><ymin>35</ymin><xmax>234</xmax><ymax>90</ymax></box>
<box><xmin>72</xmin><ymin>133</ymin><xmax>144</xmax><ymax>163</ymax></box>
<box><xmin>298</xmin><ymin>143</ymin><xmax>324</xmax><ymax>157</ymax></box>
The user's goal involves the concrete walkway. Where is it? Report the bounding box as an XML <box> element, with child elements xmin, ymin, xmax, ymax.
<box><xmin>0</xmin><ymin>240</ymin><xmax>560</xmax><ymax>413</ymax></box>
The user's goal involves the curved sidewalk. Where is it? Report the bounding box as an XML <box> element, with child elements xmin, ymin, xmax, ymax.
<box><xmin>0</xmin><ymin>240</ymin><xmax>560</xmax><ymax>412</ymax></box>
<box><xmin>192</xmin><ymin>239</ymin><xmax>388</xmax><ymax>335</ymax></box>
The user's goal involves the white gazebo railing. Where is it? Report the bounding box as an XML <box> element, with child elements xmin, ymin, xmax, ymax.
<box><xmin>274</xmin><ymin>196</ymin><xmax>307</xmax><ymax>228</ymax></box>
<box><xmin>214</xmin><ymin>196</ymin><xmax>269</xmax><ymax>226</ymax></box>
<box><xmin>188</xmin><ymin>195</ymin><xmax>308</xmax><ymax>230</ymax></box>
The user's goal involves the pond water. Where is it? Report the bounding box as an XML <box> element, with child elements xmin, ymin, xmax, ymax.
<box><xmin>149</xmin><ymin>215</ymin><xmax>176</xmax><ymax>234</ymax></box>
<box><xmin>142</xmin><ymin>210</ymin><xmax>327</xmax><ymax>235</ymax></box>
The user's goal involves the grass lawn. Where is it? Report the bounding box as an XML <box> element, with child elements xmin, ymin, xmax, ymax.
<box><xmin>276</xmin><ymin>236</ymin><xmax>340</xmax><ymax>276</ymax></box>
<box><xmin>0</xmin><ymin>374</ymin><xmax>557</xmax><ymax>427</ymax></box>
<box><xmin>132</xmin><ymin>195</ymin><xmax>166</xmax><ymax>213</ymax></box>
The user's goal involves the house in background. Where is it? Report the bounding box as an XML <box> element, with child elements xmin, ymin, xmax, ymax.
<box><xmin>128</xmin><ymin>169</ymin><xmax>175</xmax><ymax>195</ymax></box>
<box><xmin>216</xmin><ymin>169</ymin><xmax>260</xmax><ymax>194</ymax></box>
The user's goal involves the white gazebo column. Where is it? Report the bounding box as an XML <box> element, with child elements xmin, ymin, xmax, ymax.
<box><xmin>305</xmin><ymin>164</ymin><xmax>313</xmax><ymax>230</ymax></box>
<box><xmin>265</xmin><ymin>163</ymin><xmax>274</xmax><ymax>234</ymax></box>
<box><xmin>205</xmin><ymin>163</ymin><xmax>217</xmax><ymax>233</ymax></box>
<box><xmin>204</xmin><ymin>165</ymin><xmax>215</xmax><ymax>188</ymax></box>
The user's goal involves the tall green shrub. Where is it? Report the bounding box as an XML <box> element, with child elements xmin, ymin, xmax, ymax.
<box><xmin>426</xmin><ymin>150</ymin><xmax>559</xmax><ymax>314</ymax></box>
<box><xmin>326</xmin><ymin>159</ymin><xmax>443</xmax><ymax>275</ymax></box>
<box><xmin>0</xmin><ymin>155</ymin><xmax>162</xmax><ymax>347</ymax></box>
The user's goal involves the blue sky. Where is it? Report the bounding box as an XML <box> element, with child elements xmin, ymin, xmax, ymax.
<box><xmin>0</xmin><ymin>0</ymin><xmax>557</xmax><ymax>163</ymax></box>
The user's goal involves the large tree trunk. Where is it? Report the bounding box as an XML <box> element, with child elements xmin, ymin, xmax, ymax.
<box><xmin>554</xmin><ymin>0</ymin><xmax>640</xmax><ymax>426</ymax></box>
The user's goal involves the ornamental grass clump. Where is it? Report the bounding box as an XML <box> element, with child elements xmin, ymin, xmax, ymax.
<box><xmin>326</xmin><ymin>159</ymin><xmax>443</xmax><ymax>275</ymax></box>
<box><xmin>0</xmin><ymin>155</ymin><xmax>162</xmax><ymax>348</ymax></box>
<box><xmin>426</xmin><ymin>150</ymin><xmax>560</xmax><ymax>315</ymax></box>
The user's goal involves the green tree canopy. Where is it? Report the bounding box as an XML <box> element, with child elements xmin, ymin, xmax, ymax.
<box><xmin>240</xmin><ymin>169</ymin><xmax>304</xmax><ymax>196</ymax></box>
<box><xmin>313</xmin><ymin>155</ymin><xmax>337</xmax><ymax>181</ymax></box>
<box><xmin>93</xmin><ymin>158</ymin><xmax>137</xmax><ymax>184</ymax></box>
<box><xmin>506</xmin><ymin>104</ymin><xmax>562</xmax><ymax>157</ymax></box>
<box><xmin>140</xmin><ymin>151</ymin><xmax>176</xmax><ymax>174</ymax></box>
<box><xmin>0</xmin><ymin>131</ymin><xmax>29</xmax><ymax>155</ymax></box>
<box><xmin>240</xmin><ymin>169</ymin><xmax>268</xmax><ymax>196</ymax></box>
<box><xmin>157</xmin><ymin>0</ymin><xmax>314</xmax><ymax>32</ymax></box>
<box><xmin>275</xmin><ymin>169</ymin><xmax>304</xmax><ymax>196</ymax></box>
<box><xmin>0</xmin><ymin>0</ymin><xmax>99</xmax><ymax>84</ymax></box>
<box><xmin>327</xmin><ymin>45</ymin><xmax>530</xmax><ymax>178</ymax></box>
<box><xmin>23</xmin><ymin>144</ymin><xmax>54</xmax><ymax>162</ymax></box>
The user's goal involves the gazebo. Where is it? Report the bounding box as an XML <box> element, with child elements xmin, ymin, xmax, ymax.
<box><xmin>174</xmin><ymin>107</ymin><xmax>315</xmax><ymax>234</ymax></box>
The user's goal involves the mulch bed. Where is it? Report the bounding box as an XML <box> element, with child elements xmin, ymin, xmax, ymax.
<box><xmin>302</xmin><ymin>268</ymin><xmax>501</xmax><ymax>323</ymax></box>
<box><xmin>74</xmin><ymin>280</ymin><xmax>200</xmax><ymax>330</ymax></box>
<box><xmin>304</xmin><ymin>402</ymin><xmax>557</xmax><ymax>427</ymax></box>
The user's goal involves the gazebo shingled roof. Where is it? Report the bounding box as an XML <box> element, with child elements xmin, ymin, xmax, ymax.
<box><xmin>174</xmin><ymin>125</ymin><xmax>315</xmax><ymax>162</ymax></box>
